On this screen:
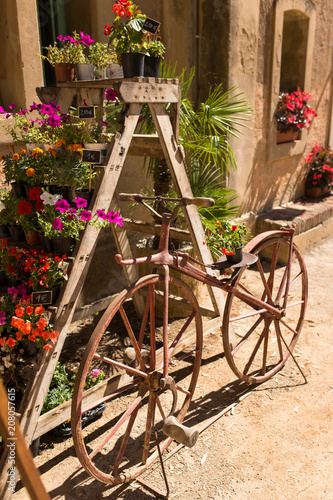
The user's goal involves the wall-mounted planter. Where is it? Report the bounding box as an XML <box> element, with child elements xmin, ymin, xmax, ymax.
<box><xmin>276</xmin><ymin>129</ymin><xmax>300</xmax><ymax>144</ymax></box>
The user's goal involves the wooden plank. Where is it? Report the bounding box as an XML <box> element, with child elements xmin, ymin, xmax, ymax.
<box><xmin>123</xmin><ymin>218</ymin><xmax>192</xmax><ymax>241</ymax></box>
<box><xmin>56</xmin><ymin>77</ymin><xmax>178</xmax><ymax>89</ymax></box>
<box><xmin>148</xmin><ymin>103</ymin><xmax>226</xmax><ymax>320</ymax></box>
<box><xmin>0</xmin><ymin>382</ymin><xmax>51</xmax><ymax>500</ymax></box>
<box><xmin>128</xmin><ymin>134</ymin><xmax>164</xmax><ymax>157</ymax></box>
<box><xmin>34</xmin><ymin>373</ymin><xmax>132</xmax><ymax>439</ymax></box>
<box><xmin>111</xmin><ymin>81</ymin><xmax>180</xmax><ymax>103</ymax></box>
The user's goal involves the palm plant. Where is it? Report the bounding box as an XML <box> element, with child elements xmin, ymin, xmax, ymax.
<box><xmin>138</xmin><ymin>63</ymin><xmax>252</xmax><ymax>254</ymax></box>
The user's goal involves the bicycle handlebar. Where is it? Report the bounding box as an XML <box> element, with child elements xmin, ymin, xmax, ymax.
<box><xmin>119</xmin><ymin>193</ymin><xmax>215</xmax><ymax>208</ymax></box>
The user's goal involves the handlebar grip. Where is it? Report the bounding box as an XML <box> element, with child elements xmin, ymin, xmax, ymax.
<box><xmin>184</xmin><ymin>197</ymin><xmax>215</xmax><ymax>208</ymax></box>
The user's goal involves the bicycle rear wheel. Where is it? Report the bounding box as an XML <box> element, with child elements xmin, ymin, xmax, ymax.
<box><xmin>222</xmin><ymin>233</ymin><xmax>308</xmax><ymax>384</ymax></box>
<box><xmin>72</xmin><ymin>274</ymin><xmax>202</xmax><ymax>485</ymax></box>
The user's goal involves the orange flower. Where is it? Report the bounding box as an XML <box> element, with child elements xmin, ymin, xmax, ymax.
<box><xmin>15</xmin><ymin>332</ymin><xmax>22</xmax><ymax>341</ymax></box>
<box><xmin>26</xmin><ymin>168</ymin><xmax>35</xmax><ymax>177</ymax></box>
<box><xmin>11</xmin><ymin>316</ymin><xmax>24</xmax><ymax>330</ymax></box>
<box><xmin>6</xmin><ymin>338</ymin><xmax>16</xmax><ymax>348</ymax></box>
<box><xmin>43</xmin><ymin>344</ymin><xmax>53</xmax><ymax>350</ymax></box>
<box><xmin>9</xmin><ymin>145</ymin><xmax>14</xmax><ymax>151</ymax></box>
<box><xmin>21</xmin><ymin>321</ymin><xmax>32</xmax><ymax>335</ymax></box>
<box><xmin>56</xmin><ymin>139</ymin><xmax>66</xmax><ymax>147</ymax></box>
<box><xmin>12</xmin><ymin>153</ymin><xmax>19</xmax><ymax>161</ymax></box>
<box><xmin>0</xmin><ymin>338</ymin><xmax>7</xmax><ymax>347</ymax></box>
<box><xmin>26</xmin><ymin>306</ymin><xmax>34</xmax><ymax>315</ymax></box>
<box><xmin>15</xmin><ymin>307</ymin><xmax>25</xmax><ymax>318</ymax></box>
<box><xmin>37</xmin><ymin>317</ymin><xmax>47</xmax><ymax>330</ymax></box>
<box><xmin>20</xmin><ymin>148</ymin><xmax>26</xmax><ymax>154</ymax></box>
<box><xmin>35</xmin><ymin>306</ymin><xmax>44</xmax><ymax>315</ymax></box>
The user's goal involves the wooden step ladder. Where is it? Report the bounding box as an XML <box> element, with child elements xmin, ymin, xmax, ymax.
<box><xmin>0</xmin><ymin>78</ymin><xmax>225</xmax><ymax>498</ymax></box>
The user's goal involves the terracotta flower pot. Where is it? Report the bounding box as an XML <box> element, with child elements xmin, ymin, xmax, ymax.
<box><xmin>276</xmin><ymin>129</ymin><xmax>301</xmax><ymax>144</ymax></box>
<box><xmin>54</xmin><ymin>63</ymin><xmax>76</xmax><ymax>83</ymax></box>
<box><xmin>305</xmin><ymin>185</ymin><xmax>331</xmax><ymax>199</ymax></box>
<box><xmin>25</xmin><ymin>231</ymin><xmax>42</xmax><ymax>246</ymax></box>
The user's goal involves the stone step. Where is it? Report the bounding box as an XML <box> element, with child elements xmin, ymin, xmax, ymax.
<box><xmin>255</xmin><ymin>193</ymin><xmax>333</xmax><ymax>255</ymax></box>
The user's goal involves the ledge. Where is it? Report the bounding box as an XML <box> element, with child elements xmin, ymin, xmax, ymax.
<box><xmin>255</xmin><ymin>193</ymin><xmax>333</xmax><ymax>253</ymax></box>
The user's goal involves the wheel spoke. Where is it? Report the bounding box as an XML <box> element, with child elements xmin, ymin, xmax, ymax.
<box><xmin>88</xmin><ymin>394</ymin><xmax>144</xmax><ymax>461</ymax></box>
<box><xmin>231</xmin><ymin>316</ymin><xmax>265</xmax><ymax>355</ymax></box>
<box><xmin>94</xmin><ymin>353</ymin><xmax>148</xmax><ymax>379</ymax></box>
<box><xmin>273</xmin><ymin>319</ymin><xmax>284</xmax><ymax>360</ymax></box>
<box><xmin>119</xmin><ymin>305</ymin><xmax>147</xmax><ymax>372</ymax></box>
<box><xmin>149</xmin><ymin>283</ymin><xmax>156</xmax><ymax>370</ymax></box>
<box><xmin>244</xmin><ymin>323</ymin><xmax>269</xmax><ymax>375</ymax></box>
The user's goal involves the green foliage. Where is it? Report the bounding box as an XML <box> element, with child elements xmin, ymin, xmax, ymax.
<box><xmin>41</xmin><ymin>363</ymin><xmax>105</xmax><ymax>414</ymax></box>
<box><xmin>0</xmin><ymin>190</ymin><xmax>19</xmax><ymax>226</ymax></box>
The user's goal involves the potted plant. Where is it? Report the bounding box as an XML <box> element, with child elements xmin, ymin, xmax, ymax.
<box><xmin>144</xmin><ymin>37</ymin><xmax>165</xmax><ymax>77</ymax></box>
<box><xmin>37</xmin><ymin>195</ymin><xmax>123</xmax><ymax>254</ymax></box>
<box><xmin>104</xmin><ymin>0</ymin><xmax>147</xmax><ymax>77</ymax></box>
<box><xmin>41</xmin><ymin>31</ymin><xmax>94</xmax><ymax>82</ymax></box>
<box><xmin>274</xmin><ymin>90</ymin><xmax>317</xmax><ymax>143</ymax></box>
<box><xmin>88</xmin><ymin>42</ymin><xmax>116</xmax><ymax>79</ymax></box>
<box><xmin>304</xmin><ymin>143</ymin><xmax>333</xmax><ymax>198</ymax></box>
<box><xmin>205</xmin><ymin>219</ymin><xmax>248</xmax><ymax>263</ymax></box>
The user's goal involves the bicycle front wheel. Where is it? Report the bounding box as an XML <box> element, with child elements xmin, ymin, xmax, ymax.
<box><xmin>222</xmin><ymin>233</ymin><xmax>308</xmax><ymax>384</ymax></box>
<box><xmin>72</xmin><ymin>274</ymin><xmax>202</xmax><ymax>485</ymax></box>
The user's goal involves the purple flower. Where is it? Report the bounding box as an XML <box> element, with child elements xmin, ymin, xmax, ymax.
<box><xmin>66</xmin><ymin>209</ymin><xmax>78</xmax><ymax>220</ymax></box>
<box><xmin>29</xmin><ymin>102</ymin><xmax>39</xmax><ymax>112</ymax></box>
<box><xmin>47</xmin><ymin>113</ymin><xmax>62</xmax><ymax>128</ymax></box>
<box><xmin>107</xmin><ymin>211</ymin><xmax>123</xmax><ymax>226</ymax></box>
<box><xmin>80</xmin><ymin>210</ymin><xmax>92</xmax><ymax>222</ymax></box>
<box><xmin>18</xmin><ymin>109</ymin><xmax>28</xmax><ymax>115</ymax></box>
<box><xmin>74</xmin><ymin>197</ymin><xmax>88</xmax><ymax>209</ymax></box>
<box><xmin>7</xmin><ymin>287</ymin><xmax>19</xmax><ymax>301</ymax></box>
<box><xmin>55</xmin><ymin>199</ymin><xmax>70</xmax><ymax>213</ymax></box>
<box><xmin>91</xmin><ymin>368</ymin><xmax>103</xmax><ymax>377</ymax></box>
<box><xmin>0</xmin><ymin>106</ymin><xmax>5</xmax><ymax>113</ymax></box>
<box><xmin>96</xmin><ymin>209</ymin><xmax>107</xmax><ymax>220</ymax></box>
<box><xmin>8</xmin><ymin>104</ymin><xmax>16</xmax><ymax>110</ymax></box>
<box><xmin>52</xmin><ymin>218</ymin><xmax>63</xmax><ymax>231</ymax></box>
<box><xmin>0</xmin><ymin>312</ymin><xmax>6</xmax><ymax>326</ymax></box>
<box><xmin>105</xmin><ymin>88</ymin><xmax>118</xmax><ymax>102</ymax></box>
<box><xmin>100</xmin><ymin>119</ymin><xmax>109</xmax><ymax>127</ymax></box>
<box><xmin>80</xmin><ymin>31</ymin><xmax>94</xmax><ymax>46</ymax></box>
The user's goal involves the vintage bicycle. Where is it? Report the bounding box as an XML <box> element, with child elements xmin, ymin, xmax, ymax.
<box><xmin>71</xmin><ymin>194</ymin><xmax>308</xmax><ymax>485</ymax></box>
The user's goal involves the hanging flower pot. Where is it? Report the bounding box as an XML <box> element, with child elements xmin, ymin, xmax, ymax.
<box><xmin>121</xmin><ymin>52</ymin><xmax>145</xmax><ymax>78</ymax></box>
<box><xmin>76</xmin><ymin>63</ymin><xmax>95</xmax><ymax>81</ymax></box>
<box><xmin>276</xmin><ymin>129</ymin><xmax>301</xmax><ymax>144</ymax></box>
<box><xmin>54</xmin><ymin>63</ymin><xmax>76</xmax><ymax>83</ymax></box>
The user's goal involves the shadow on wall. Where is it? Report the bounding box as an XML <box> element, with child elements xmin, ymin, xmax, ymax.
<box><xmin>241</xmin><ymin>132</ymin><xmax>306</xmax><ymax>215</ymax></box>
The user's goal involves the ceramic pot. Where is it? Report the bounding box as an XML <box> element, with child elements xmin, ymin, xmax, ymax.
<box><xmin>226</xmin><ymin>246</ymin><xmax>244</xmax><ymax>265</ymax></box>
<box><xmin>106</xmin><ymin>63</ymin><xmax>123</xmax><ymax>79</ymax></box>
<box><xmin>76</xmin><ymin>63</ymin><xmax>95</xmax><ymax>81</ymax></box>
<box><xmin>144</xmin><ymin>56</ymin><xmax>161</xmax><ymax>77</ymax></box>
<box><xmin>121</xmin><ymin>52</ymin><xmax>145</xmax><ymax>78</ymax></box>
<box><xmin>54</xmin><ymin>63</ymin><xmax>76</xmax><ymax>83</ymax></box>
<box><xmin>94</xmin><ymin>67</ymin><xmax>106</xmax><ymax>79</ymax></box>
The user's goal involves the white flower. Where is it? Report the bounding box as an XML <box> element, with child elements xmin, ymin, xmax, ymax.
<box><xmin>3</xmin><ymin>355</ymin><xmax>12</xmax><ymax>368</ymax></box>
<box><xmin>40</xmin><ymin>191</ymin><xmax>63</xmax><ymax>206</ymax></box>
<box><xmin>0</xmin><ymin>201</ymin><xmax>5</xmax><ymax>210</ymax></box>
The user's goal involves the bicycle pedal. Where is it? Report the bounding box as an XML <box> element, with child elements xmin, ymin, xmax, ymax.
<box><xmin>162</xmin><ymin>415</ymin><xmax>199</xmax><ymax>448</ymax></box>
<box><xmin>123</xmin><ymin>347</ymin><xmax>150</xmax><ymax>365</ymax></box>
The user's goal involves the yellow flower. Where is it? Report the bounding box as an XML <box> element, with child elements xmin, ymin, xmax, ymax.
<box><xmin>12</xmin><ymin>153</ymin><xmax>19</xmax><ymax>161</ymax></box>
<box><xmin>26</xmin><ymin>168</ymin><xmax>35</xmax><ymax>177</ymax></box>
<box><xmin>20</xmin><ymin>149</ymin><xmax>26</xmax><ymax>154</ymax></box>
<box><xmin>56</xmin><ymin>139</ymin><xmax>66</xmax><ymax>147</ymax></box>
<box><xmin>32</xmin><ymin>147</ymin><xmax>44</xmax><ymax>156</ymax></box>
<box><xmin>69</xmin><ymin>143</ymin><xmax>83</xmax><ymax>152</ymax></box>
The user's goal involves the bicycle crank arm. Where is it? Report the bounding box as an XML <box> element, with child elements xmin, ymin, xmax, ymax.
<box><xmin>162</xmin><ymin>415</ymin><xmax>199</xmax><ymax>448</ymax></box>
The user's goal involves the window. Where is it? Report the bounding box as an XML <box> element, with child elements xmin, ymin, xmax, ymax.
<box><xmin>280</xmin><ymin>10</ymin><xmax>309</xmax><ymax>94</ymax></box>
